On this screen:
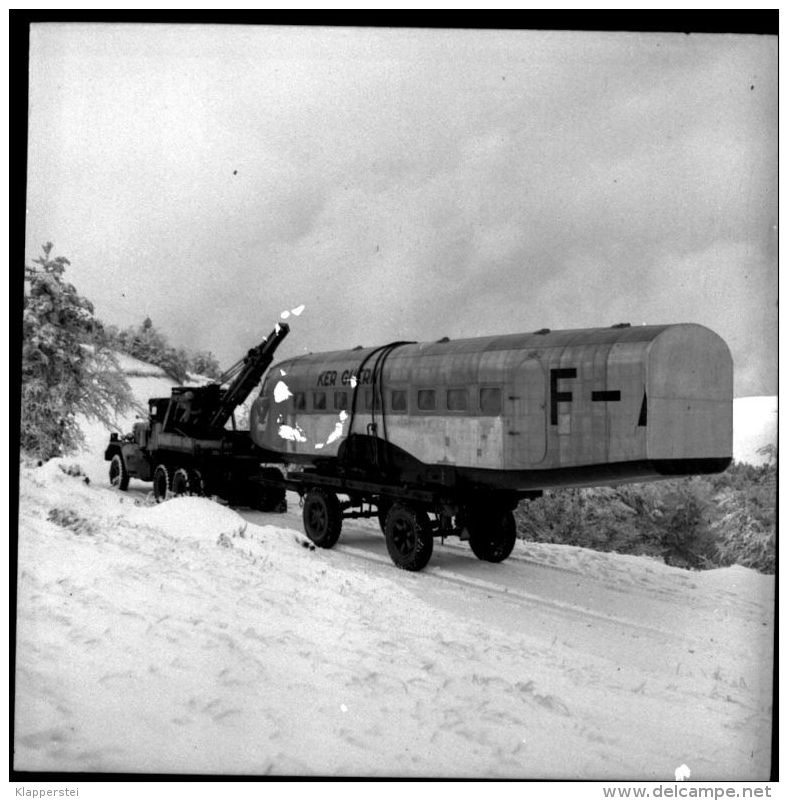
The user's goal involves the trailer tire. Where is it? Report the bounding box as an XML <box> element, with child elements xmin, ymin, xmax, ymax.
<box><xmin>384</xmin><ymin>504</ymin><xmax>433</xmax><ymax>572</ymax></box>
<box><xmin>303</xmin><ymin>489</ymin><xmax>342</xmax><ymax>548</ymax></box>
<box><xmin>109</xmin><ymin>453</ymin><xmax>129</xmax><ymax>491</ymax></box>
<box><xmin>468</xmin><ymin>507</ymin><xmax>517</xmax><ymax>563</ymax></box>
<box><xmin>153</xmin><ymin>464</ymin><xmax>171</xmax><ymax>503</ymax></box>
<box><xmin>377</xmin><ymin>497</ymin><xmax>392</xmax><ymax>533</ymax></box>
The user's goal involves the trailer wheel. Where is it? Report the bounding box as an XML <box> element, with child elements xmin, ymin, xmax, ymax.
<box><xmin>468</xmin><ymin>507</ymin><xmax>517</xmax><ymax>563</ymax></box>
<box><xmin>303</xmin><ymin>489</ymin><xmax>342</xmax><ymax>548</ymax></box>
<box><xmin>109</xmin><ymin>453</ymin><xmax>129</xmax><ymax>491</ymax></box>
<box><xmin>384</xmin><ymin>504</ymin><xmax>433</xmax><ymax>572</ymax></box>
<box><xmin>377</xmin><ymin>497</ymin><xmax>392</xmax><ymax>533</ymax></box>
<box><xmin>153</xmin><ymin>464</ymin><xmax>171</xmax><ymax>503</ymax></box>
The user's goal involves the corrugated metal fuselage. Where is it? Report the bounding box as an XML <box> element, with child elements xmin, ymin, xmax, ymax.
<box><xmin>249</xmin><ymin>324</ymin><xmax>732</xmax><ymax>492</ymax></box>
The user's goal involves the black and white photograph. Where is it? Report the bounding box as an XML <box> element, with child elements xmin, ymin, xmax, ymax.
<box><xmin>14</xmin><ymin>20</ymin><xmax>777</xmax><ymax>782</ymax></box>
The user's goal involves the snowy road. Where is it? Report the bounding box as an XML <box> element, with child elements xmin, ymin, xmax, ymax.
<box><xmin>243</xmin><ymin>498</ymin><xmax>772</xmax><ymax>668</ymax></box>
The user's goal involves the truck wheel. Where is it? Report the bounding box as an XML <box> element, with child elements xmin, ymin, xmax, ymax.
<box><xmin>255</xmin><ymin>486</ymin><xmax>287</xmax><ymax>512</ymax></box>
<box><xmin>468</xmin><ymin>507</ymin><xmax>517</xmax><ymax>563</ymax></box>
<box><xmin>254</xmin><ymin>468</ymin><xmax>287</xmax><ymax>512</ymax></box>
<box><xmin>153</xmin><ymin>464</ymin><xmax>171</xmax><ymax>503</ymax></box>
<box><xmin>188</xmin><ymin>469</ymin><xmax>205</xmax><ymax>497</ymax></box>
<box><xmin>303</xmin><ymin>489</ymin><xmax>342</xmax><ymax>548</ymax></box>
<box><xmin>384</xmin><ymin>504</ymin><xmax>433</xmax><ymax>571</ymax></box>
<box><xmin>109</xmin><ymin>453</ymin><xmax>129</xmax><ymax>491</ymax></box>
<box><xmin>171</xmin><ymin>468</ymin><xmax>192</xmax><ymax>497</ymax></box>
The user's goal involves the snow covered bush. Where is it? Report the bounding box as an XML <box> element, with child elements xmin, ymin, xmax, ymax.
<box><xmin>517</xmin><ymin>486</ymin><xmax>666</xmax><ymax>560</ymax></box>
<box><xmin>21</xmin><ymin>243</ymin><xmax>136</xmax><ymax>460</ymax></box>
<box><xmin>47</xmin><ymin>506</ymin><xmax>96</xmax><ymax>536</ymax></box>
<box><xmin>190</xmin><ymin>350</ymin><xmax>222</xmax><ymax>381</ymax></box>
<box><xmin>656</xmin><ymin>479</ymin><xmax>719</xmax><ymax>569</ymax></box>
<box><xmin>711</xmin><ymin>491</ymin><xmax>776</xmax><ymax>574</ymax></box>
<box><xmin>709</xmin><ymin>460</ymin><xmax>776</xmax><ymax>574</ymax></box>
<box><xmin>515</xmin><ymin>463</ymin><xmax>775</xmax><ymax>573</ymax></box>
<box><xmin>57</xmin><ymin>462</ymin><xmax>85</xmax><ymax>477</ymax></box>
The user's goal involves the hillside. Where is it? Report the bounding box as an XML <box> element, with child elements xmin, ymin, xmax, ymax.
<box><xmin>14</xmin><ymin>359</ymin><xmax>775</xmax><ymax>778</ymax></box>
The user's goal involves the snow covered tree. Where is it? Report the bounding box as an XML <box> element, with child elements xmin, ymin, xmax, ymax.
<box><xmin>190</xmin><ymin>350</ymin><xmax>222</xmax><ymax>380</ymax></box>
<box><xmin>104</xmin><ymin>317</ymin><xmax>191</xmax><ymax>383</ymax></box>
<box><xmin>21</xmin><ymin>242</ymin><xmax>136</xmax><ymax>459</ymax></box>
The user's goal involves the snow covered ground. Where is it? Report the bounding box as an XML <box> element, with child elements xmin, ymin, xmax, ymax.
<box><xmin>13</xmin><ymin>364</ymin><xmax>775</xmax><ymax>778</ymax></box>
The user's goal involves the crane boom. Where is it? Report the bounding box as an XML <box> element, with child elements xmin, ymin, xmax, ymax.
<box><xmin>208</xmin><ymin>322</ymin><xmax>290</xmax><ymax>429</ymax></box>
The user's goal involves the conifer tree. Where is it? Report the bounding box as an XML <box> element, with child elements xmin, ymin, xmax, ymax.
<box><xmin>21</xmin><ymin>243</ymin><xmax>136</xmax><ymax>459</ymax></box>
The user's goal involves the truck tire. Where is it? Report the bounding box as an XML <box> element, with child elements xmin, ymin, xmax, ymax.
<box><xmin>254</xmin><ymin>468</ymin><xmax>287</xmax><ymax>512</ymax></box>
<box><xmin>303</xmin><ymin>489</ymin><xmax>342</xmax><ymax>548</ymax></box>
<box><xmin>188</xmin><ymin>469</ymin><xmax>205</xmax><ymax>497</ymax></box>
<box><xmin>109</xmin><ymin>453</ymin><xmax>129</xmax><ymax>491</ymax></box>
<box><xmin>153</xmin><ymin>464</ymin><xmax>171</xmax><ymax>503</ymax></box>
<box><xmin>254</xmin><ymin>487</ymin><xmax>287</xmax><ymax>512</ymax></box>
<box><xmin>384</xmin><ymin>504</ymin><xmax>433</xmax><ymax>572</ymax></box>
<box><xmin>171</xmin><ymin>468</ymin><xmax>192</xmax><ymax>497</ymax></box>
<box><xmin>468</xmin><ymin>507</ymin><xmax>517</xmax><ymax>563</ymax></box>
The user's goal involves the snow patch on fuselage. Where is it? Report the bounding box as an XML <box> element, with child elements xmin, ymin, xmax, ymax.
<box><xmin>273</xmin><ymin>380</ymin><xmax>293</xmax><ymax>403</ymax></box>
<box><xmin>278</xmin><ymin>423</ymin><xmax>308</xmax><ymax>443</ymax></box>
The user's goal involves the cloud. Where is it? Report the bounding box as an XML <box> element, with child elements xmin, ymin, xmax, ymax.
<box><xmin>646</xmin><ymin>240</ymin><xmax>777</xmax><ymax>396</ymax></box>
<box><xmin>25</xmin><ymin>27</ymin><xmax>776</xmax><ymax>395</ymax></box>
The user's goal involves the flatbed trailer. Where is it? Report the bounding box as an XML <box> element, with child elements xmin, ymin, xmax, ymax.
<box><xmin>248</xmin><ymin>464</ymin><xmax>542</xmax><ymax>571</ymax></box>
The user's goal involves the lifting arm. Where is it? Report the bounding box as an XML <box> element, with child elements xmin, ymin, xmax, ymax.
<box><xmin>208</xmin><ymin>322</ymin><xmax>290</xmax><ymax>430</ymax></box>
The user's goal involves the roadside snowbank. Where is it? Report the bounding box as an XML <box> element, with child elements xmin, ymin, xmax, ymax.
<box><xmin>131</xmin><ymin>497</ymin><xmax>248</xmax><ymax>542</ymax></box>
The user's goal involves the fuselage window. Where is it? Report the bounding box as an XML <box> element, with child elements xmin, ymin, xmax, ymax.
<box><xmin>255</xmin><ymin>396</ymin><xmax>270</xmax><ymax>428</ymax></box>
<box><xmin>313</xmin><ymin>391</ymin><xmax>327</xmax><ymax>411</ymax></box>
<box><xmin>334</xmin><ymin>390</ymin><xmax>348</xmax><ymax>410</ymax></box>
<box><xmin>294</xmin><ymin>392</ymin><xmax>306</xmax><ymax>411</ymax></box>
<box><xmin>391</xmin><ymin>389</ymin><xmax>408</xmax><ymax>412</ymax></box>
<box><xmin>364</xmin><ymin>387</ymin><xmax>381</xmax><ymax>411</ymax></box>
<box><xmin>417</xmin><ymin>389</ymin><xmax>436</xmax><ymax>411</ymax></box>
<box><xmin>447</xmin><ymin>388</ymin><xmax>468</xmax><ymax>411</ymax></box>
<box><xmin>479</xmin><ymin>387</ymin><xmax>501</xmax><ymax>415</ymax></box>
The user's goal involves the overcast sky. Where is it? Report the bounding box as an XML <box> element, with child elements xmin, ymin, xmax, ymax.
<box><xmin>25</xmin><ymin>25</ymin><xmax>777</xmax><ymax>396</ymax></box>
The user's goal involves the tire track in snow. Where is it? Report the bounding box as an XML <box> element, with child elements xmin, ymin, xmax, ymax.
<box><xmin>236</xmin><ymin>506</ymin><xmax>698</xmax><ymax>641</ymax></box>
<box><xmin>322</xmin><ymin>542</ymin><xmax>685</xmax><ymax>641</ymax></box>
<box><xmin>239</xmin><ymin>498</ymin><xmax>770</xmax><ymax>628</ymax></box>
<box><xmin>436</xmin><ymin>537</ymin><xmax>771</xmax><ymax>623</ymax></box>
<box><xmin>227</xmin><ymin>501</ymin><xmax>770</xmax><ymax>647</ymax></box>
<box><xmin>238</xmin><ymin>501</ymin><xmax>704</xmax><ymax>642</ymax></box>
